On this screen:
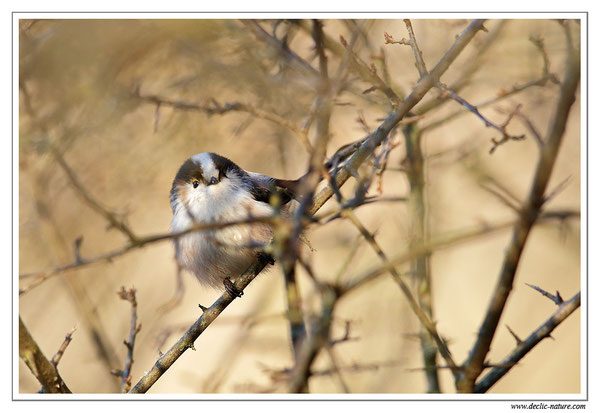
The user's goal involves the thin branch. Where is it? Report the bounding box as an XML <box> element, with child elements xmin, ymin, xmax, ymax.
<box><xmin>287</xmin><ymin>286</ymin><xmax>337</xmax><ymax>393</ymax></box>
<box><xmin>52</xmin><ymin>148</ymin><xmax>138</xmax><ymax>243</ymax></box>
<box><xmin>19</xmin><ymin>214</ymin><xmax>278</xmax><ymax>295</ymax></box>
<box><xmin>525</xmin><ymin>283</ymin><xmax>564</xmax><ymax>305</ymax></box>
<box><xmin>50</xmin><ymin>327</ymin><xmax>76</xmax><ymax>367</ymax></box>
<box><xmin>383</xmin><ymin>31</ymin><xmax>410</xmax><ymax>46</ymax></box>
<box><xmin>129</xmin><ymin>254</ymin><xmax>275</xmax><ymax>394</ymax></box>
<box><xmin>457</xmin><ymin>34</ymin><xmax>580</xmax><ymax>393</ymax></box>
<box><xmin>335</xmin><ymin>211</ymin><xmax>576</xmax><ymax>299</ymax></box>
<box><xmin>19</xmin><ymin>317</ymin><xmax>72</xmax><ymax>393</ymax></box>
<box><xmin>309</xmin><ymin>19</ymin><xmax>489</xmax><ymax>217</ymax></box>
<box><xmin>116</xmin><ymin>287</ymin><xmax>141</xmax><ymax>393</ymax></box>
<box><xmin>514</xmin><ymin>108</ymin><xmax>544</xmax><ymax>147</ymax></box>
<box><xmin>129</xmin><ymin>19</ymin><xmax>488</xmax><ymax>394</ymax></box>
<box><xmin>403</xmin><ymin>20</ymin><xmax>429</xmax><ymax>77</ymax></box>
<box><xmin>133</xmin><ymin>90</ymin><xmax>313</xmax><ymax>153</ymax></box>
<box><xmin>402</xmin><ymin>121</ymin><xmax>440</xmax><ymax>391</ymax></box>
<box><xmin>435</xmin><ymin>82</ymin><xmax>525</xmax><ymax>153</ymax></box>
<box><xmin>339</xmin><ymin>32</ymin><xmax>401</xmax><ymax>106</ymax></box>
<box><xmin>241</xmin><ymin>20</ymin><xmax>320</xmax><ymax>82</ymax></box>
<box><xmin>474</xmin><ymin>292</ymin><xmax>580</xmax><ymax>393</ymax></box>
<box><xmin>341</xmin><ymin>209</ymin><xmax>458</xmax><ymax>377</ymax></box>
<box><xmin>421</xmin><ymin>27</ymin><xmax>558</xmax><ymax>132</ymax></box>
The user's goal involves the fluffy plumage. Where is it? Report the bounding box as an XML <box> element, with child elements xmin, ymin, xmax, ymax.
<box><xmin>170</xmin><ymin>152</ymin><xmax>296</xmax><ymax>289</ymax></box>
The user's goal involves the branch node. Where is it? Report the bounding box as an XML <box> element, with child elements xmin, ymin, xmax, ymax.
<box><xmin>525</xmin><ymin>283</ymin><xmax>564</xmax><ymax>306</ymax></box>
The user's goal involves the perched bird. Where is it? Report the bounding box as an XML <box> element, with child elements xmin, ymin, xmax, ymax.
<box><xmin>170</xmin><ymin>152</ymin><xmax>301</xmax><ymax>297</ymax></box>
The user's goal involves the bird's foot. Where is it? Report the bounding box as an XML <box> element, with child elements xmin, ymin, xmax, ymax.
<box><xmin>223</xmin><ymin>277</ymin><xmax>243</xmax><ymax>298</ymax></box>
<box><xmin>258</xmin><ymin>252</ymin><xmax>275</xmax><ymax>266</ymax></box>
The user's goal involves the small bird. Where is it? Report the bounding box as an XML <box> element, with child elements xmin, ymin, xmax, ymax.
<box><xmin>170</xmin><ymin>152</ymin><xmax>301</xmax><ymax>297</ymax></box>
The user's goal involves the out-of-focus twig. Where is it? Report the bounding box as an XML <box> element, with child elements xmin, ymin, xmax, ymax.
<box><xmin>421</xmin><ymin>29</ymin><xmax>558</xmax><ymax>132</ymax></box>
<box><xmin>133</xmin><ymin>89</ymin><xmax>313</xmax><ymax>153</ymax></box>
<box><xmin>52</xmin><ymin>148</ymin><xmax>138</xmax><ymax>243</ymax></box>
<box><xmin>341</xmin><ymin>209</ymin><xmax>458</xmax><ymax>378</ymax></box>
<box><xmin>19</xmin><ymin>214</ymin><xmax>278</xmax><ymax>295</ymax></box>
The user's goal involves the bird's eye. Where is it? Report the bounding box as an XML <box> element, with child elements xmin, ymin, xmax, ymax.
<box><xmin>192</xmin><ymin>179</ymin><xmax>200</xmax><ymax>188</ymax></box>
<box><xmin>209</xmin><ymin>176</ymin><xmax>218</xmax><ymax>185</ymax></box>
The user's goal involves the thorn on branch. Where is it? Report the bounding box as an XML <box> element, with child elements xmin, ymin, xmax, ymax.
<box><xmin>73</xmin><ymin>237</ymin><xmax>83</xmax><ymax>265</ymax></box>
<box><xmin>506</xmin><ymin>324</ymin><xmax>523</xmax><ymax>345</ymax></box>
<box><xmin>525</xmin><ymin>283</ymin><xmax>564</xmax><ymax>305</ymax></box>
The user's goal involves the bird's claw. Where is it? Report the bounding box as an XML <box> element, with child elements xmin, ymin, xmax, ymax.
<box><xmin>223</xmin><ymin>278</ymin><xmax>243</xmax><ymax>298</ymax></box>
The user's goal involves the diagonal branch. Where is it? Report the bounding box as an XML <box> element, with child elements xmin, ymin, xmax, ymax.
<box><xmin>52</xmin><ymin>148</ymin><xmax>138</xmax><ymax>244</ymax></box>
<box><xmin>525</xmin><ymin>283</ymin><xmax>564</xmax><ymax>305</ymax></box>
<box><xmin>129</xmin><ymin>19</ymin><xmax>488</xmax><ymax>394</ymax></box>
<box><xmin>473</xmin><ymin>292</ymin><xmax>580</xmax><ymax>393</ymax></box>
<box><xmin>457</xmin><ymin>30</ymin><xmax>580</xmax><ymax>393</ymax></box>
<box><xmin>342</xmin><ymin>209</ymin><xmax>458</xmax><ymax>376</ymax></box>
<box><xmin>19</xmin><ymin>317</ymin><xmax>72</xmax><ymax>394</ymax></box>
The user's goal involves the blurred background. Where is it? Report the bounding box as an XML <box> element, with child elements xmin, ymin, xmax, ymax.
<box><xmin>18</xmin><ymin>18</ymin><xmax>581</xmax><ymax>394</ymax></box>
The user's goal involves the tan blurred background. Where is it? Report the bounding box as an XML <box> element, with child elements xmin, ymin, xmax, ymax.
<box><xmin>18</xmin><ymin>19</ymin><xmax>581</xmax><ymax>394</ymax></box>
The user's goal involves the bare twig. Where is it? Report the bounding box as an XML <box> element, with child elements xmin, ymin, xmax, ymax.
<box><xmin>19</xmin><ymin>317</ymin><xmax>72</xmax><ymax>393</ymax></box>
<box><xmin>474</xmin><ymin>292</ymin><xmax>580</xmax><ymax>393</ymax></box>
<box><xmin>457</xmin><ymin>31</ymin><xmax>580</xmax><ymax>393</ymax></box>
<box><xmin>19</xmin><ymin>214</ymin><xmax>278</xmax><ymax>295</ymax></box>
<box><xmin>341</xmin><ymin>208</ymin><xmax>458</xmax><ymax>377</ymax></box>
<box><xmin>402</xmin><ymin>121</ymin><xmax>440</xmax><ymax>391</ymax></box>
<box><xmin>129</xmin><ymin>19</ymin><xmax>489</xmax><ymax>394</ymax></box>
<box><xmin>287</xmin><ymin>286</ymin><xmax>337</xmax><ymax>393</ymax></box>
<box><xmin>525</xmin><ymin>283</ymin><xmax>564</xmax><ymax>305</ymax></box>
<box><xmin>116</xmin><ymin>287</ymin><xmax>141</xmax><ymax>393</ymax></box>
<box><xmin>309</xmin><ymin>20</ymin><xmax>489</xmax><ymax>217</ymax></box>
<box><xmin>403</xmin><ymin>20</ymin><xmax>428</xmax><ymax>77</ymax></box>
<box><xmin>52</xmin><ymin>148</ymin><xmax>138</xmax><ymax>243</ymax></box>
<box><xmin>50</xmin><ymin>327</ymin><xmax>76</xmax><ymax>367</ymax></box>
<box><xmin>133</xmin><ymin>90</ymin><xmax>313</xmax><ymax>153</ymax></box>
<box><xmin>435</xmin><ymin>82</ymin><xmax>526</xmax><ymax>154</ymax></box>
